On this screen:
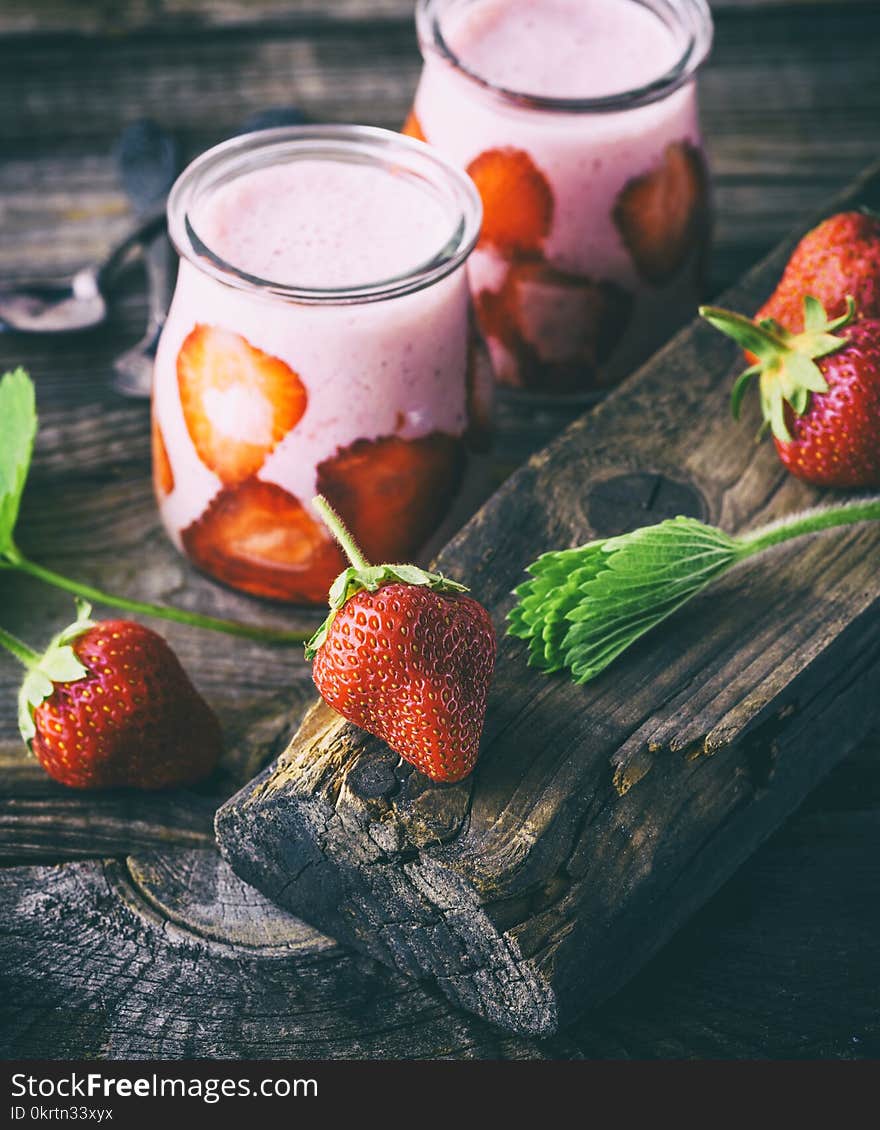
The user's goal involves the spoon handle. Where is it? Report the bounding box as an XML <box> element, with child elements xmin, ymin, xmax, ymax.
<box><xmin>95</xmin><ymin>204</ymin><xmax>168</xmax><ymax>288</ymax></box>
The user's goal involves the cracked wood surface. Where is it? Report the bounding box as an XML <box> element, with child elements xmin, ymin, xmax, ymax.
<box><xmin>1</xmin><ymin>0</ymin><xmax>880</xmax><ymax>1058</ymax></box>
<box><xmin>217</xmin><ymin>165</ymin><xmax>880</xmax><ymax>1035</ymax></box>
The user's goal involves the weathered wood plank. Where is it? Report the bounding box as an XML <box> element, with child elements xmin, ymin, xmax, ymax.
<box><xmin>1</xmin><ymin>0</ymin><xmax>879</xmax><ymax>1060</ymax></box>
<box><xmin>0</xmin><ymin>0</ymin><xmax>413</xmax><ymax>37</ymax></box>
<box><xmin>216</xmin><ymin>164</ymin><xmax>880</xmax><ymax>1035</ymax></box>
<box><xmin>0</xmin><ymin>0</ymin><xmax>873</xmax><ymax>38</ymax></box>
<box><xmin>0</xmin><ymin>849</ymin><xmax>576</xmax><ymax>1059</ymax></box>
<box><xmin>4</xmin><ymin>747</ymin><xmax>879</xmax><ymax>1059</ymax></box>
<box><xmin>0</xmin><ymin>790</ymin><xmax>214</xmax><ymax>864</ymax></box>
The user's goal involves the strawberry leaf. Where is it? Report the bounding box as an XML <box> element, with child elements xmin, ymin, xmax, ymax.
<box><xmin>508</xmin><ymin>499</ymin><xmax>880</xmax><ymax>688</ymax></box>
<box><xmin>39</xmin><ymin>645</ymin><xmax>90</xmax><ymax>684</ymax></box>
<box><xmin>15</xmin><ymin>601</ymin><xmax>94</xmax><ymax>742</ymax></box>
<box><xmin>730</xmin><ymin>363</ymin><xmax>761</xmax><ymax>420</ymax></box>
<box><xmin>508</xmin><ymin>545</ymin><xmax>606</xmax><ymax>672</ymax></box>
<box><xmin>305</xmin><ymin>563</ymin><xmax>468</xmax><ymax>660</ymax></box>
<box><xmin>507</xmin><ymin>517</ymin><xmax>742</xmax><ymax>686</ymax></box>
<box><xmin>0</xmin><ymin>368</ymin><xmax>37</xmax><ymax>557</ymax></box>
<box><xmin>18</xmin><ymin>669</ymin><xmax>52</xmax><ymax>741</ymax></box>
<box><xmin>702</xmin><ymin>297</ymin><xmax>851</xmax><ymax>444</ymax></box>
<box><xmin>803</xmin><ymin>294</ymin><xmax>826</xmax><ymax>333</ymax></box>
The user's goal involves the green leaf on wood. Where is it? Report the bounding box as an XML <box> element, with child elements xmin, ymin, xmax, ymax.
<box><xmin>508</xmin><ymin>498</ymin><xmax>880</xmax><ymax>688</ymax></box>
<box><xmin>507</xmin><ymin>517</ymin><xmax>743</xmax><ymax>686</ymax></box>
<box><xmin>0</xmin><ymin>368</ymin><xmax>37</xmax><ymax>556</ymax></box>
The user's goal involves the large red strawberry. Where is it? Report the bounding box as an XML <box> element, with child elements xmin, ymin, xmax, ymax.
<box><xmin>306</xmin><ymin>497</ymin><xmax>496</xmax><ymax>783</ymax></box>
<box><xmin>8</xmin><ymin>602</ymin><xmax>221</xmax><ymax>789</ymax></box>
<box><xmin>701</xmin><ymin>296</ymin><xmax>880</xmax><ymax>487</ymax></box>
<box><xmin>754</xmin><ymin>211</ymin><xmax>880</xmax><ymax>334</ymax></box>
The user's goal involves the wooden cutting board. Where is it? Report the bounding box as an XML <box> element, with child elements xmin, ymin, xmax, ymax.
<box><xmin>216</xmin><ymin>163</ymin><xmax>880</xmax><ymax>1037</ymax></box>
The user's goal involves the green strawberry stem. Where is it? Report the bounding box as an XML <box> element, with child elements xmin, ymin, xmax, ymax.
<box><xmin>312</xmin><ymin>495</ymin><xmax>369</xmax><ymax>570</ymax></box>
<box><xmin>305</xmin><ymin>494</ymin><xmax>469</xmax><ymax>660</ymax></box>
<box><xmin>700</xmin><ymin>295</ymin><xmax>855</xmax><ymax>442</ymax></box>
<box><xmin>2</xmin><ymin>547</ymin><xmax>311</xmax><ymax>646</ymax></box>
<box><xmin>737</xmin><ymin>496</ymin><xmax>880</xmax><ymax>557</ymax></box>
<box><xmin>0</xmin><ymin>625</ymin><xmax>40</xmax><ymax>669</ymax></box>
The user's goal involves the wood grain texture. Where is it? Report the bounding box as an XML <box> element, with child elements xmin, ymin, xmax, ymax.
<box><xmin>0</xmin><ymin>0</ymin><xmax>874</xmax><ymax>38</ymax></box>
<box><xmin>216</xmin><ymin>165</ymin><xmax>880</xmax><ymax>1036</ymax></box>
<box><xmin>0</xmin><ymin>849</ymin><xmax>578</xmax><ymax>1060</ymax></box>
<box><xmin>4</xmin><ymin>743</ymin><xmax>879</xmax><ymax>1058</ymax></box>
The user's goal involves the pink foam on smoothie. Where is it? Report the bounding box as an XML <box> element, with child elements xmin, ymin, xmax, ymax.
<box><xmin>442</xmin><ymin>0</ymin><xmax>681</xmax><ymax>99</ymax></box>
<box><xmin>194</xmin><ymin>160</ymin><xmax>455</xmax><ymax>289</ymax></box>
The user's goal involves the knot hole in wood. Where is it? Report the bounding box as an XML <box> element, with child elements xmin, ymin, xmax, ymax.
<box><xmin>585</xmin><ymin>472</ymin><xmax>707</xmax><ymax>538</ymax></box>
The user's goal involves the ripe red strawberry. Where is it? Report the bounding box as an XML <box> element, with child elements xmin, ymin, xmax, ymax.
<box><xmin>754</xmin><ymin>211</ymin><xmax>880</xmax><ymax>335</ymax></box>
<box><xmin>701</xmin><ymin>296</ymin><xmax>880</xmax><ymax>487</ymax></box>
<box><xmin>306</xmin><ymin>497</ymin><xmax>496</xmax><ymax>783</ymax></box>
<box><xmin>11</xmin><ymin>603</ymin><xmax>221</xmax><ymax>789</ymax></box>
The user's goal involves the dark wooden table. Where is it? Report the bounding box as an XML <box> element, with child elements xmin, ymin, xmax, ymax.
<box><xmin>1</xmin><ymin>0</ymin><xmax>879</xmax><ymax>1059</ymax></box>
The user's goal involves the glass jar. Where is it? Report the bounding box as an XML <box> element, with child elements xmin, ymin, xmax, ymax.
<box><xmin>405</xmin><ymin>0</ymin><xmax>714</xmax><ymax>397</ymax></box>
<box><xmin>153</xmin><ymin>125</ymin><xmax>483</xmax><ymax>604</ymax></box>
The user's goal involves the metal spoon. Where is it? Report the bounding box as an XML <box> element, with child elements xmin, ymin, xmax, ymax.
<box><xmin>0</xmin><ymin>205</ymin><xmax>166</xmax><ymax>334</ymax></box>
<box><xmin>109</xmin><ymin>107</ymin><xmax>310</xmax><ymax>397</ymax></box>
<box><xmin>111</xmin><ymin>120</ymin><xmax>181</xmax><ymax>397</ymax></box>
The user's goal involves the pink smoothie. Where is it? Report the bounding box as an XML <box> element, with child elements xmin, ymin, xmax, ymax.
<box><xmin>153</xmin><ymin>133</ymin><xmax>483</xmax><ymax>603</ymax></box>
<box><xmin>443</xmin><ymin>0</ymin><xmax>680</xmax><ymax>99</ymax></box>
<box><xmin>410</xmin><ymin>0</ymin><xmax>712</xmax><ymax>394</ymax></box>
<box><xmin>196</xmin><ymin>161</ymin><xmax>456</xmax><ymax>289</ymax></box>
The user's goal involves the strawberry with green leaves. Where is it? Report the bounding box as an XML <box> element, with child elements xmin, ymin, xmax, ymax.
<box><xmin>701</xmin><ymin>296</ymin><xmax>880</xmax><ymax>487</ymax></box>
<box><xmin>753</xmin><ymin>210</ymin><xmax>880</xmax><ymax>335</ymax></box>
<box><xmin>306</xmin><ymin>497</ymin><xmax>496</xmax><ymax>784</ymax></box>
<box><xmin>3</xmin><ymin>602</ymin><xmax>221</xmax><ymax>789</ymax></box>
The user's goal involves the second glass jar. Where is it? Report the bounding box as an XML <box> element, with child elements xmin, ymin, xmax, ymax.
<box><xmin>405</xmin><ymin>0</ymin><xmax>715</xmax><ymax>398</ymax></box>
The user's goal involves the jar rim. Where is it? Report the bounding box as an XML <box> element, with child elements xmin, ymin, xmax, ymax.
<box><xmin>166</xmin><ymin>124</ymin><xmax>483</xmax><ymax>305</ymax></box>
<box><xmin>415</xmin><ymin>0</ymin><xmax>714</xmax><ymax>113</ymax></box>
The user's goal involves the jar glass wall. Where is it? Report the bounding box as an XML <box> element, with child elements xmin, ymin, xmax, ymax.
<box><xmin>153</xmin><ymin>126</ymin><xmax>483</xmax><ymax>604</ymax></box>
